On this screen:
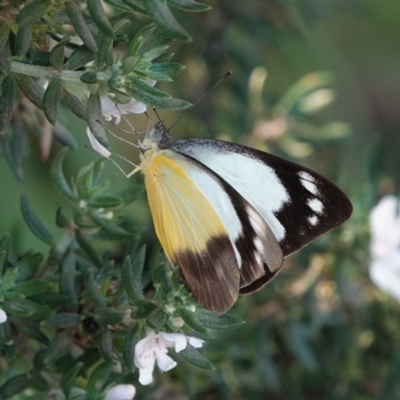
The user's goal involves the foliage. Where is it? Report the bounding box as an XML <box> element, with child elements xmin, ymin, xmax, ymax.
<box><xmin>0</xmin><ymin>0</ymin><xmax>398</xmax><ymax>399</ymax></box>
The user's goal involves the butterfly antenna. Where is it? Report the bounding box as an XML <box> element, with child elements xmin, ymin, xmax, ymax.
<box><xmin>168</xmin><ymin>71</ymin><xmax>232</xmax><ymax>131</ymax></box>
<box><xmin>152</xmin><ymin>107</ymin><xmax>163</xmax><ymax>124</ymax></box>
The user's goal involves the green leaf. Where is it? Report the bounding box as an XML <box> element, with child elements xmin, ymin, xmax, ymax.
<box><xmin>29</xmin><ymin>370</ymin><xmax>49</xmax><ymax>392</ymax></box>
<box><xmin>15</xmin><ymin>73</ymin><xmax>44</xmax><ymax>109</ymax></box>
<box><xmin>43</xmin><ymin>313</ymin><xmax>81</xmax><ymax>329</ymax></box>
<box><xmin>130</xmin><ymin>87</ymin><xmax>191</xmax><ymax>110</ymax></box>
<box><xmin>60</xmin><ymin>250</ymin><xmax>79</xmax><ymax>308</ymax></box>
<box><xmin>44</xmin><ymin>331</ymin><xmax>71</xmax><ymax>365</ymax></box>
<box><xmin>0</xmin><ymin>321</ymin><xmax>12</xmax><ymax>345</ymax></box>
<box><xmin>121</xmin><ymin>252</ymin><xmax>145</xmax><ymax>301</ymax></box>
<box><xmin>0</xmin><ymin>130</ymin><xmax>24</xmax><ymax>181</ymax></box>
<box><xmin>15</xmin><ymin>24</ymin><xmax>32</xmax><ymax>58</ymax></box>
<box><xmin>43</xmin><ymin>76</ymin><xmax>63</xmax><ymax>125</ymax></box>
<box><xmin>87</xmin><ymin>0</ymin><xmax>115</xmax><ymax>38</ymax></box>
<box><xmin>146</xmin><ymin>307</ymin><xmax>167</xmax><ymax>330</ymax></box>
<box><xmin>51</xmin><ymin>147</ymin><xmax>76</xmax><ymax>200</ymax></box>
<box><xmin>123</xmin><ymin>323</ymin><xmax>139</xmax><ymax>372</ymax></box>
<box><xmin>176</xmin><ymin>307</ymin><xmax>208</xmax><ymax>334</ymax></box>
<box><xmin>66</xmin><ymin>1</ymin><xmax>98</xmax><ymax>52</ymax></box>
<box><xmin>16</xmin><ymin>0</ymin><xmax>51</xmax><ymax>25</ymax></box>
<box><xmin>168</xmin><ymin>0</ymin><xmax>211</xmax><ymax>12</ymax></box>
<box><xmin>0</xmin><ymin>374</ymin><xmax>30</xmax><ymax>399</ymax></box>
<box><xmin>90</xmin><ymin>212</ymin><xmax>134</xmax><ymax>240</ymax></box>
<box><xmin>53</xmin><ymin>121</ymin><xmax>79</xmax><ymax>149</ymax></box>
<box><xmin>21</xmin><ymin>321</ymin><xmax>49</xmax><ymax>344</ymax></box>
<box><xmin>140</xmin><ymin>44</ymin><xmax>170</xmax><ymax>62</ymax></box>
<box><xmin>179</xmin><ymin>345</ymin><xmax>214</xmax><ymax>370</ymax></box>
<box><xmin>0</xmin><ymin>267</ymin><xmax>18</xmax><ymax>294</ymax></box>
<box><xmin>89</xmin><ymin>194</ymin><xmax>123</xmax><ymax>209</ymax></box>
<box><xmin>84</xmin><ymin>269</ymin><xmax>108</xmax><ymax>307</ymax></box>
<box><xmin>15</xmin><ymin>253</ymin><xmax>43</xmax><ymax>282</ymax></box>
<box><xmin>0</xmin><ymin>21</ymin><xmax>10</xmax><ymax>52</ymax></box>
<box><xmin>0</xmin><ymin>251</ymin><xmax>7</xmax><ymax>277</ymax></box>
<box><xmin>60</xmin><ymin>362</ymin><xmax>84</xmax><ymax>398</ymax></box>
<box><xmin>2</xmin><ymin>298</ymin><xmax>52</xmax><ymax>318</ymax></box>
<box><xmin>196</xmin><ymin>308</ymin><xmax>245</xmax><ymax>330</ymax></box>
<box><xmin>86</xmin><ymin>361</ymin><xmax>112</xmax><ymax>400</ymax></box>
<box><xmin>80</xmin><ymin>71</ymin><xmax>98</xmax><ymax>84</ymax></box>
<box><xmin>13</xmin><ymin>279</ymin><xmax>52</xmax><ymax>297</ymax></box>
<box><xmin>144</xmin><ymin>0</ymin><xmax>191</xmax><ymax>41</ymax></box>
<box><xmin>0</xmin><ymin>75</ymin><xmax>16</xmax><ymax>135</ymax></box>
<box><xmin>50</xmin><ymin>36</ymin><xmax>70</xmax><ymax>69</ymax></box>
<box><xmin>121</xmin><ymin>0</ymin><xmax>147</xmax><ymax>13</ymax></box>
<box><xmin>20</xmin><ymin>195</ymin><xmax>54</xmax><ymax>245</ymax></box>
<box><xmin>76</xmin><ymin>232</ymin><xmax>103</xmax><ymax>265</ymax></box>
<box><xmin>131</xmin><ymin>299</ymin><xmax>157</xmax><ymax>319</ymax></box>
<box><xmin>65</xmin><ymin>45</ymin><xmax>94</xmax><ymax>70</ymax></box>
<box><xmin>63</xmin><ymin>88</ymin><xmax>87</xmax><ymax>121</ymax></box>
<box><xmin>99</xmin><ymin>328</ymin><xmax>113</xmax><ymax>361</ymax></box>
<box><xmin>94</xmin><ymin>307</ymin><xmax>124</xmax><ymax>325</ymax></box>
<box><xmin>87</xmin><ymin>91</ymin><xmax>109</xmax><ymax>148</ymax></box>
<box><xmin>149</xmin><ymin>61</ymin><xmax>185</xmax><ymax>77</ymax></box>
<box><xmin>130</xmin><ymin>76</ymin><xmax>170</xmax><ymax>98</ymax></box>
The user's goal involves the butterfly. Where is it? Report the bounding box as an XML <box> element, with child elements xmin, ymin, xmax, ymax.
<box><xmin>136</xmin><ymin>121</ymin><xmax>353</xmax><ymax>313</ymax></box>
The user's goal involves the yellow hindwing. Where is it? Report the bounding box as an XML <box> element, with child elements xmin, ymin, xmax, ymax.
<box><xmin>141</xmin><ymin>148</ymin><xmax>227</xmax><ymax>263</ymax></box>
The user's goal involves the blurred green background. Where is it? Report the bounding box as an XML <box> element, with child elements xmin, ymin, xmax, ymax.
<box><xmin>2</xmin><ymin>0</ymin><xmax>400</xmax><ymax>398</ymax></box>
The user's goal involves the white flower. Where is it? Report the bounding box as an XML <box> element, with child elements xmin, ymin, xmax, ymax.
<box><xmin>0</xmin><ymin>307</ymin><xmax>7</xmax><ymax>324</ymax></box>
<box><xmin>134</xmin><ymin>331</ymin><xmax>204</xmax><ymax>385</ymax></box>
<box><xmin>105</xmin><ymin>384</ymin><xmax>136</xmax><ymax>400</ymax></box>
<box><xmin>369</xmin><ymin>195</ymin><xmax>400</xmax><ymax>299</ymax></box>
<box><xmin>86</xmin><ymin>127</ymin><xmax>112</xmax><ymax>159</ymax></box>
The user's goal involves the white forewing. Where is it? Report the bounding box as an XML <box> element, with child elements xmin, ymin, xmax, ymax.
<box><xmin>171</xmin><ymin>142</ymin><xmax>289</xmax><ymax>241</ymax></box>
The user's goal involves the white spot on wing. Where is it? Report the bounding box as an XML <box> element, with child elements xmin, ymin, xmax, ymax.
<box><xmin>299</xmin><ymin>171</ymin><xmax>319</xmax><ymax>195</ymax></box>
<box><xmin>308</xmin><ymin>198</ymin><xmax>324</xmax><ymax>214</ymax></box>
<box><xmin>308</xmin><ymin>215</ymin><xmax>318</xmax><ymax>226</ymax></box>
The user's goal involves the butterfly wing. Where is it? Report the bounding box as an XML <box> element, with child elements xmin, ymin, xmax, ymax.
<box><xmin>171</xmin><ymin>139</ymin><xmax>352</xmax><ymax>293</ymax></box>
<box><xmin>141</xmin><ymin>148</ymin><xmax>283</xmax><ymax>312</ymax></box>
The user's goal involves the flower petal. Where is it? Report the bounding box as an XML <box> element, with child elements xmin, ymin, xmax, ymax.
<box><xmin>370</xmin><ymin>254</ymin><xmax>400</xmax><ymax>300</ymax></box>
<box><xmin>105</xmin><ymin>384</ymin><xmax>136</xmax><ymax>400</ymax></box>
<box><xmin>134</xmin><ymin>335</ymin><xmax>157</xmax><ymax>369</ymax></box>
<box><xmin>86</xmin><ymin>128</ymin><xmax>111</xmax><ymax>158</ymax></box>
<box><xmin>161</xmin><ymin>332</ymin><xmax>187</xmax><ymax>352</ymax></box>
<box><xmin>156</xmin><ymin>353</ymin><xmax>177</xmax><ymax>372</ymax></box>
<box><xmin>138</xmin><ymin>366</ymin><xmax>155</xmax><ymax>386</ymax></box>
<box><xmin>188</xmin><ymin>336</ymin><xmax>205</xmax><ymax>348</ymax></box>
<box><xmin>0</xmin><ymin>308</ymin><xmax>7</xmax><ymax>324</ymax></box>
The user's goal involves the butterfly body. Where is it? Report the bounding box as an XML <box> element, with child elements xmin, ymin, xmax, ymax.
<box><xmin>139</xmin><ymin>123</ymin><xmax>352</xmax><ymax>313</ymax></box>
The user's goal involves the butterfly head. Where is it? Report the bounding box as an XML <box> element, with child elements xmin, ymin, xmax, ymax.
<box><xmin>142</xmin><ymin>121</ymin><xmax>173</xmax><ymax>152</ymax></box>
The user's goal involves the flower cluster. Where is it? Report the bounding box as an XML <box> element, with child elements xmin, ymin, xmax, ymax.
<box><xmin>369</xmin><ymin>195</ymin><xmax>400</xmax><ymax>299</ymax></box>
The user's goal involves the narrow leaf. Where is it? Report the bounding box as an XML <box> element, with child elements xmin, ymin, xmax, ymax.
<box><xmin>16</xmin><ymin>0</ymin><xmax>51</xmax><ymax>25</ymax></box>
<box><xmin>149</xmin><ymin>61</ymin><xmax>185</xmax><ymax>77</ymax></box>
<box><xmin>43</xmin><ymin>313</ymin><xmax>81</xmax><ymax>329</ymax></box>
<box><xmin>84</xmin><ymin>269</ymin><xmax>108</xmax><ymax>307</ymax></box>
<box><xmin>50</xmin><ymin>36</ymin><xmax>70</xmax><ymax>69</ymax></box>
<box><xmin>144</xmin><ymin>0</ymin><xmax>191</xmax><ymax>41</ymax></box>
<box><xmin>121</xmin><ymin>253</ymin><xmax>145</xmax><ymax>301</ymax></box>
<box><xmin>86</xmin><ymin>362</ymin><xmax>112</xmax><ymax>400</ymax></box>
<box><xmin>15</xmin><ymin>24</ymin><xmax>32</xmax><ymax>58</ymax></box>
<box><xmin>63</xmin><ymin>88</ymin><xmax>87</xmax><ymax>121</ymax></box>
<box><xmin>87</xmin><ymin>91</ymin><xmax>109</xmax><ymax>148</ymax></box>
<box><xmin>196</xmin><ymin>309</ymin><xmax>245</xmax><ymax>330</ymax></box>
<box><xmin>0</xmin><ymin>374</ymin><xmax>30</xmax><ymax>399</ymax></box>
<box><xmin>60</xmin><ymin>362</ymin><xmax>84</xmax><ymax>398</ymax></box>
<box><xmin>87</xmin><ymin>0</ymin><xmax>115</xmax><ymax>38</ymax></box>
<box><xmin>66</xmin><ymin>0</ymin><xmax>98</xmax><ymax>52</ymax></box>
<box><xmin>51</xmin><ymin>147</ymin><xmax>76</xmax><ymax>200</ymax></box>
<box><xmin>130</xmin><ymin>76</ymin><xmax>170</xmax><ymax>98</ymax></box>
<box><xmin>99</xmin><ymin>328</ymin><xmax>113</xmax><ymax>361</ymax></box>
<box><xmin>176</xmin><ymin>307</ymin><xmax>207</xmax><ymax>334</ymax></box>
<box><xmin>60</xmin><ymin>250</ymin><xmax>79</xmax><ymax>308</ymax></box>
<box><xmin>65</xmin><ymin>45</ymin><xmax>94</xmax><ymax>70</ymax></box>
<box><xmin>0</xmin><ymin>21</ymin><xmax>10</xmax><ymax>52</ymax></box>
<box><xmin>130</xmin><ymin>87</ymin><xmax>191</xmax><ymax>110</ymax></box>
<box><xmin>168</xmin><ymin>0</ymin><xmax>211</xmax><ymax>12</ymax></box>
<box><xmin>15</xmin><ymin>73</ymin><xmax>44</xmax><ymax>109</ymax></box>
<box><xmin>43</xmin><ymin>76</ymin><xmax>63</xmax><ymax>125</ymax></box>
<box><xmin>44</xmin><ymin>331</ymin><xmax>71</xmax><ymax>365</ymax></box>
<box><xmin>94</xmin><ymin>307</ymin><xmax>123</xmax><ymax>325</ymax></box>
<box><xmin>123</xmin><ymin>323</ymin><xmax>139</xmax><ymax>372</ymax></box>
<box><xmin>0</xmin><ymin>75</ymin><xmax>16</xmax><ymax>135</ymax></box>
<box><xmin>20</xmin><ymin>195</ymin><xmax>54</xmax><ymax>245</ymax></box>
<box><xmin>179</xmin><ymin>346</ymin><xmax>214</xmax><ymax>370</ymax></box>
<box><xmin>76</xmin><ymin>232</ymin><xmax>103</xmax><ymax>265</ymax></box>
